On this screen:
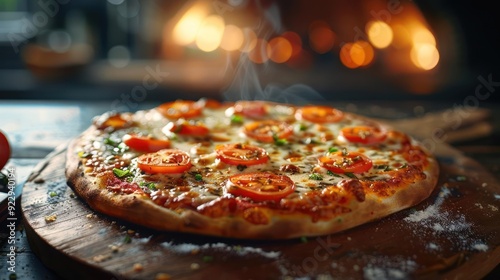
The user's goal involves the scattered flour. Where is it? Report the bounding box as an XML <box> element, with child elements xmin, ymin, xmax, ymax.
<box><xmin>363</xmin><ymin>256</ymin><xmax>417</xmax><ymax>280</ymax></box>
<box><xmin>162</xmin><ymin>242</ymin><xmax>280</xmax><ymax>259</ymax></box>
<box><xmin>472</xmin><ymin>243</ymin><xmax>489</xmax><ymax>252</ymax></box>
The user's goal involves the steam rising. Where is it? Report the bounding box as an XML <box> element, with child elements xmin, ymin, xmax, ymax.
<box><xmin>223</xmin><ymin>2</ymin><xmax>325</xmax><ymax>105</ymax></box>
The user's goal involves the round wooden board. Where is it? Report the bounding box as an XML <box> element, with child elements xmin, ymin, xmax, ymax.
<box><xmin>21</xmin><ymin>144</ymin><xmax>500</xmax><ymax>280</ymax></box>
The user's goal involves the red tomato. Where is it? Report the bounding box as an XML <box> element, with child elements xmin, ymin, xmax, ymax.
<box><xmin>137</xmin><ymin>149</ymin><xmax>192</xmax><ymax>174</ymax></box>
<box><xmin>340</xmin><ymin>126</ymin><xmax>387</xmax><ymax>144</ymax></box>
<box><xmin>122</xmin><ymin>134</ymin><xmax>171</xmax><ymax>153</ymax></box>
<box><xmin>233</xmin><ymin>101</ymin><xmax>268</xmax><ymax>119</ymax></box>
<box><xmin>295</xmin><ymin>105</ymin><xmax>344</xmax><ymax>123</ymax></box>
<box><xmin>0</xmin><ymin>131</ymin><xmax>11</xmax><ymax>170</ymax></box>
<box><xmin>318</xmin><ymin>151</ymin><xmax>372</xmax><ymax>174</ymax></box>
<box><xmin>95</xmin><ymin>113</ymin><xmax>131</xmax><ymax>129</ymax></box>
<box><xmin>225</xmin><ymin>172</ymin><xmax>295</xmax><ymax>201</ymax></box>
<box><xmin>196</xmin><ymin>98</ymin><xmax>222</xmax><ymax>109</ymax></box>
<box><xmin>243</xmin><ymin>120</ymin><xmax>293</xmax><ymax>143</ymax></box>
<box><xmin>157</xmin><ymin>100</ymin><xmax>202</xmax><ymax>119</ymax></box>
<box><xmin>165</xmin><ymin>121</ymin><xmax>210</xmax><ymax>136</ymax></box>
<box><xmin>215</xmin><ymin>143</ymin><xmax>269</xmax><ymax>166</ymax></box>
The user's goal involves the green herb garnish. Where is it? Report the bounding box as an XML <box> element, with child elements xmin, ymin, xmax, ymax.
<box><xmin>194</xmin><ymin>174</ymin><xmax>203</xmax><ymax>181</ymax></box>
<box><xmin>104</xmin><ymin>137</ymin><xmax>120</xmax><ymax>147</ymax></box>
<box><xmin>202</xmin><ymin>255</ymin><xmax>214</xmax><ymax>262</ymax></box>
<box><xmin>300</xmin><ymin>236</ymin><xmax>308</xmax><ymax>243</ymax></box>
<box><xmin>328</xmin><ymin>147</ymin><xmax>339</xmax><ymax>153</ymax></box>
<box><xmin>273</xmin><ymin>134</ymin><xmax>288</xmax><ymax>146</ymax></box>
<box><xmin>123</xmin><ymin>234</ymin><xmax>131</xmax><ymax>244</ymax></box>
<box><xmin>230</xmin><ymin>115</ymin><xmax>244</xmax><ymax>124</ymax></box>
<box><xmin>49</xmin><ymin>191</ymin><xmax>57</xmax><ymax>197</ymax></box>
<box><xmin>113</xmin><ymin>168</ymin><xmax>133</xmax><ymax>178</ymax></box>
<box><xmin>345</xmin><ymin>172</ymin><xmax>357</xmax><ymax>179</ymax></box>
<box><xmin>309</xmin><ymin>173</ymin><xmax>323</xmax><ymax>181</ymax></box>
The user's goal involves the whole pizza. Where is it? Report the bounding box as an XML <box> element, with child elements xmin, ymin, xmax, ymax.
<box><xmin>66</xmin><ymin>99</ymin><xmax>439</xmax><ymax>239</ymax></box>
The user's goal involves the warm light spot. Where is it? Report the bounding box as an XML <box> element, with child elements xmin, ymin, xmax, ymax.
<box><xmin>308</xmin><ymin>21</ymin><xmax>335</xmax><ymax>54</ymax></box>
<box><xmin>195</xmin><ymin>15</ymin><xmax>225</xmax><ymax>52</ymax></box>
<box><xmin>268</xmin><ymin>37</ymin><xmax>292</xmax><ymax>63</ymax></box>
<box><xmin>220</xmin><ymin>24</ymin><xmax>244</xmax><ymax>51</ymax></box>
<box><xmin>410</xmin><ymin>43</ymin><xmax>439</xmax><ymax>70</ymax></box>
<box><xmin>282</xmin><ymin>31</ymin><xmax>302</xmax><ymax>57</ymax></box>
<box><xmin>351</xmin><ymin>41</ymin><xmax>374</xmax><ymax>66</ymax></box>
<box><xmin>391</xmin><ymin>24</ymin><xmax>411</xmax><ymax>49</ymax></box>
<box><xmin>366</xmin><ymin>21</ymin><xmax>393</xmax><ymax>49</ymax></box>
<box><xmin>339</xmin><ymin>43</ymin><xmax>358</xmax><ymax>69</ymax></box>
<box><xmin>248</xmin><ymin>39</ymin><xmax>270</xmax><ymax>64</ymax></box>
<box><xmin>172</xmin><ymin>4</ymin><xmax>208</xmax><ymax>46</ymax></box>
<box><xmin>239</xmin><ymin>29</ymin><xmax>258</xmax><ymax>53</ymax></box>
<box><xmin>412</xmin><ymin>28</ymin><xmax>436</xmax><ymax>46</ymax></box>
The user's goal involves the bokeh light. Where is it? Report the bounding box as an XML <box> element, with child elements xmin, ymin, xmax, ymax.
<box><xmin>281</xmin><ymin>31</ymin><xmax>302</xmax><ymax>57</ymax></box>
<box><xmin>268</xmin><ymin>37</ymin><xmax>292</xmax><ymax>63</ymax></box>
<box><xmin>195</xmin><ymin>15</ymin><xmax>225</xmax><ymax>52</ymax></box>
<box><xmin>239</xmin><ymin>29</ymin><xmax>258</xmax><ymax>53</ymax></box>
<box><xmin>172</xmin><ymin>4</ymin><xmax>208</xmax><ymax>46</ymax></box>
<box><xmin>220</xmin><ymin>24</ymin><xmax>244</xmax><ymax>51</ymax></box>
<box><xmin>366</xmin><ymin>21</ymin><xmax>393</xmax><ymax>49</ymax></box>
<box><xmin>351</xmin><ymin>41</ymin><xmax>374</xmax><ymax>66</ymax></box>
<box><xmin>410</xmin><ymin>44</ymin><xmax>439</xmax><ymax>70</ymax></box>
<box><xmin>308</xmin><ymin>21</ymin><xmax>335</xmax><ymax>54</ymax></box>
<box><xmin>248</xmin><ymin>38</ymin><xmax>270</xmax><ymax>64</ymax></box>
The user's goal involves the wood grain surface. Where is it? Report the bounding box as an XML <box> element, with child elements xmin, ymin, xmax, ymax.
<box><xmin>21</xmin><ymin>144</ymin><xmax>500</xmax><ymax>280</ymax></box>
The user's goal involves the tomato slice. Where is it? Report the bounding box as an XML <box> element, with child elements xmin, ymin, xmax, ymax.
<box><xmin>0</xmin><ymin>131</ymin><xmax>11</xmax><ymax>170</ymax></box>
<box><xmin>122</xmin><ymin>134</ymin><xmax>171</xmax><ymax>153</ymax></box>
<box><xmin>232</xmin><ymin>101</ymin><xmax>268</xmax><ymax>119</ymax></box>
<box><xmin>215</xmin><ymin>143</ymin><xmax>269</xmax><ymax>166</ymax></box>
<box><xmin>225</xmin><ymin>172</ymin><xmax>295</xmax><ymax>201</ymax></box>
<box><xmin>243</xmin><ymin>120</ymin><xmax>294</xmax><ymax>143</ymax></box>
<box><xmin>137</xmin><ymin>149</ymin><xmax>192</xmax><ymax>174</ymax></box>
<box><xmin>165</xmin><ymin>121</ymin><xmax>210</xmax><ymax>136</ymax></box>
<box><xmin>94</xmin><ymin>113</ymin><xmax>132</xmax><ymax>129</ymax></box>
<box><xmin>157</xmin><ymin>100</ymin><xmax>202</xmax><ymax>119</ymax></box>
<box><xmin>295</xmin><ymin>105</ymin><xmax>344</xmax><ymax>123</ymax></box>
<box><xmin>340</xmin><ymin>126</ymin><xmax>387</xmax><ymax>144</ymax></box>
<box><xmin>318</xmin><ymin>151</ymin><xmax>372</xmax><ymax>174</ymax></box>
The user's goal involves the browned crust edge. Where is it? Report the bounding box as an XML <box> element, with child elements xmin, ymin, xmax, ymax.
<box><xmin>66</xmin><ymin>125</ymin><xmax>439</xmax><ymax>240</ymax></box>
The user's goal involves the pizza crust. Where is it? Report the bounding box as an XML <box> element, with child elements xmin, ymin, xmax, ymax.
<box><xmin>66</xmin><ymin>127</ymin><xmax>439</xmax><ymax>239</ymax></box>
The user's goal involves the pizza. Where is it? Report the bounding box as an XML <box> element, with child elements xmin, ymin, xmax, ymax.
<box><xmin>66</xmin><ymin>99</ymin><xmax>439</xmax><ymax>239</ymax></box>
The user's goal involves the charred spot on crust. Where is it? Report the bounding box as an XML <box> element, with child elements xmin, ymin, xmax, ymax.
<box><xmin>339</xmin><ymin>179</ymin><xmax>365</xmax><ymax>202</ymax></box>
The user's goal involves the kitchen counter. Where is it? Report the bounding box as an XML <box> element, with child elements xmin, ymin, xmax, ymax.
<box><xmin>0</xmin><ymin>99</ymin><xmax>499</xmax><ymax>279</ymax></box>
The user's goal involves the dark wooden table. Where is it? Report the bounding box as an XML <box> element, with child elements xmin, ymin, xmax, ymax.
<box><xmin>1</xmin><ymin>100</ymin><xmax>499</xmax><ymax>279</ymax></box>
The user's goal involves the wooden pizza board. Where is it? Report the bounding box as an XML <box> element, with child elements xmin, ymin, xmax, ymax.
<box><xmin>21</xmin><ymin>143</ymin><xmax>500</xmax><ymax>280</ymax></box>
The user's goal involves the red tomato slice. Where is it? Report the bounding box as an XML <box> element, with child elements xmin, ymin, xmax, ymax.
<box><xmin>243</xmin><ymin>120</ymin><xmax>293</xmax><ymax>143</ymax></box>
<box><xmin>295</xmin><ymin>105</ymin><xmax>344</xmax><ymax>123</ymax></box>
<box><xmin>157</xmin><ymin>100</ymin><xmax>202</xmax><ymax>119</ymax></box>
<box><xmin>137</xmin><ymin>149</ymin><xmax>192</xmax><ymax>174</ymax></box>
<box><xmin>318</xmin><ymin>151</ymin><xmax>373</xmax><ymax>174</ymax></box>
<box><xmin>225</xmin><ymin>172</ymin><xmax>295</xmax><ymax>201</ymax></box>
<box><xmin>340</xmin><ymin>126</ymin><xmax>387</xmax><ymax>144</ymax></box>
<box><xmin>215</xmin><ymin>143</ymin><xmax>269</xmax><ymax>166</ymax></box>
<box><xmin>122</xmin><ymin>134</ymin><xmax>171</xmax><ymax>153</ymax></box>
<box><xmin>165</xmin><ymin>121</ymin><xmax>210</xmax><ymax>136</ymax></box>
<box><xmin>94</xmin><ymin>113</ymin><xmax>131</xmax><ymax>129</ymax></box>
<box><xmin>233</xmin><ymin>101</ymin><xmax>268</xmax><ymax>119</ymax></box>
<box><xmin>0</xmin><ymin>131</ymin><xmax>11</xmax><ymax>170</ymax></box>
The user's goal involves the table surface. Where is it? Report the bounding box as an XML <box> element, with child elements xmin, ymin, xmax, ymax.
<box><xmin>0</xmin><ymin>99</ymin><xmax>499</xmax><ymax>280</ymax></box>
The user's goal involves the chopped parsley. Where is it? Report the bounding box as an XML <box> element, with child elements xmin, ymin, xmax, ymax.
<box><xmin>345</xmin><ymin>172</ymin><xmax>357</xmax><ymax>179</ymax></box>
<box><xmin>309</xmin><ymin>173</ymin><xmax>323</xmax><ymax>181</ymax></box>
<box><xmin>326</xmin><ymin>170</ymin><xmax>341</xmax><ymax>177</ymax></box>
<box><xmin>375</xmin><ymin>165</ymin><xmax>390</xmax><ymax>171</ymax></box>
<box><xmin>230</xmin><ymin>115</ymin><xmax>244</xmax><ymax>124</ymax></box>
<box><xmin>113</xmin><ymin>168</ymin><xmax>133</xmax><ymax>178</ymax></box>
<box><xmin>104</xmin><ymin>137</ymin><xmax>120</xmax><ymax>147</ymax></box>
<box><xmin>140</xmin><ymin>182</ymin><xmax>157</xmax><ymax>190</ymax></box>
<box><xmin>123</xmin><ymin>234</ymin><xmax>132</xmax><ymax>244</ymax></box>
<box><xmin>273</xmin><ymin>134</ymin><xmax>289</xmax><ymax>146</ymax></box>
<box><xmin>49</xmin><ymin>191</ymin><xmax>57</xmax><ymax>197</ymax></box>
<box><xmin>328</xmin><ymin>147</ymin><xmax>339</xmax><ymax>153</ymax></box>
<box><xmin>194</xmin><ymin>173</ymin><xmax>203</xmax><ymax>181</ymax></box>
<box><xmin>300</xmin><ymin>236</ymin><xmax>308</xmax><ymax>243</ymax></box>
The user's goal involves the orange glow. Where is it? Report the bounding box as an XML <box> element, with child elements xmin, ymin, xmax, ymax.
<box><xmin>281</xmin><ymin>31</ymin><xmax>302</xmax><ymax>57</ymax></box>
<box><xmin>391</xmin><ymin>24</ymin><xmax>411</xmax><ymax>49</ymax></box>
<box><xmin>268</xmin><ymin>37</ymin><xmax>292</xmax><ymax>63</ymax></box>
<box><xmin>339</xmin><ymin>43</ymin><xmax>358</xmax><ymax>69</ymax></box>
<box><xmin>239</xmin><ymin>29</ymin><xmax>258</xmax><ymax>53</ymax></box>
<box><xmin>366</xmin><ymin>21</ymin><xmax>393</xmax><ymax>49</ymax></box>
<box><xmin>410</xmin><ymin>43</ymin><xmax>439</xmax><ymax>70</ymax></box>
<box><xmin>220</xmin><ymin>24</ymin><xmax>244</xmax><ymax>51</ymax></box>
<box><xmin>308</xmin><ymin>21</ymin><xmax>335</xmax><ymax>54</ymax></box>
<box><xmin>351</xmin><ymin>41</ymin><xmax>374</xmax><ymax>66</ymax></box>
<box><xmin>248</xmin><ymin>39</ymin><xmax>270</xmax><ymax>64</ymax></box>
<box><xmin>172</xmin><ymin>4</ymin><xmax>209</xmax><ymax>46</ymax></box>
<box><xmin>412</xmin><ymin>28</ymin><xmax>436</xmax><ymax>46</ymax></box>
<box><xmin>195</xmin><ymin>15</ymin><xmax>225</xmax><ymax>52</ymax></box>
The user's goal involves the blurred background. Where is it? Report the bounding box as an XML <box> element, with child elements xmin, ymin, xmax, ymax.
<box><xmin>0</xmin><ymin>0</ymin><xmax>499</xmax><ymax>103</ymax></box>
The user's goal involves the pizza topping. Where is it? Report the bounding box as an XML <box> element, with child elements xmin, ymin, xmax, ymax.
<box><xmin>157</xmin><ymin>100</ymin><xmax>202</xmax><ymax>119</ymax></box>
<box><xmin>215</xmin><ymin>143</ymin><xmax>269</xmax><ymax>166</ymax></box>
<box><xmin>137</xmin><ymin>149</ymin><xmax>192</xmax><ymax>174</ymax></box>
<box><xmin>94</xmin><ymin>112</ymin><xmax>132</xmax><ymax>130</ymax></box>
<box><xmin>164</xmin><ymin>121</ymin><xmax>210</xmax><ymax>136</ymax></box>
<box><xmin>340</xmin><ymin>126</ymin><xmax>387</xmax><ymax>144</ymax></box>
<box><xmin>225</xmin><ymin>172</ymin><xmax>295</xmax><ymax>202</ymax></box>
<box><xmin>106</xmin><ymin>176</ymin><xmax>142</xmax><ymax>194</ymax></box>
<box><xmin>122</xmin><ymin>134</ymin><xmax>171</xmax><ymax>153</ymax></box>
<box><xmin>338</xmin><ymin>179</ymin><xmax>365</xmax><ymax>202</ymax></box>
<box><xmin>318</xmin><ymin>151</ymin><xmax>373</xmax><ymax>174</ymax></box>
<box><xmin>243</xmin><ymin>120</ymin><xmax>294</xmax><ymax>143</ymax></box>
<box><xmin>295</xmin><ymin>105</ymin><xmax>344</xmax><ymax>123</ymax></box>
<box><xmin>112</xmin><ymin>168</ymin><xmax>133</xmax><ymax>178</ymax></box>
<box><xmin>280</xmin><ymin>164</ymin><xmax>301</xmax><ymax>173</ymax></box>
<box><xmin>228</xmin><ymin>100</ymin><xmax>268</xmax><ymax>119</ymax></box>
